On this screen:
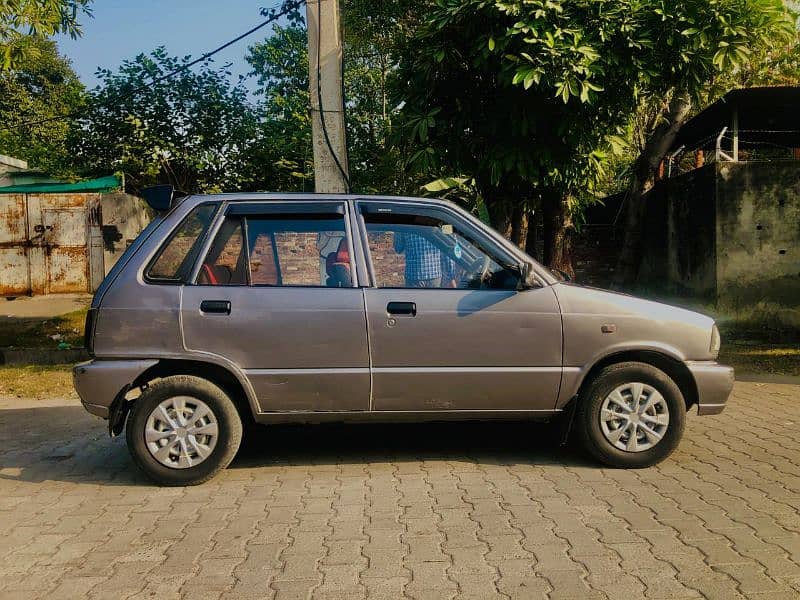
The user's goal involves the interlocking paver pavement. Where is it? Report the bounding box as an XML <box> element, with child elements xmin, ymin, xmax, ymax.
<box><xmin>1</xmin><ymin>381</ymin><xmax>799</xmax><ymax>599</ymax></box>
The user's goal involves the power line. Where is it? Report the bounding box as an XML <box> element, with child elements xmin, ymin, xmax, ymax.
<box><xmin>1</xmin><ymin>0</ymin><xmax>305</xmax><ymax>133</ymax></box>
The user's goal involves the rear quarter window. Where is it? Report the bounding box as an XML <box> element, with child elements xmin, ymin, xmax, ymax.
<box><xmin>146</xmin><ymin>203</ymin><xmax>218</xmax><ymax>283</ymax></box>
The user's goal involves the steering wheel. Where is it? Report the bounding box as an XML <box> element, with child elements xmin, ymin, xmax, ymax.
<box><xmin>462</xmin><ymin>255</ymin><xmax>491</xmax><ymax>288</ymax></box>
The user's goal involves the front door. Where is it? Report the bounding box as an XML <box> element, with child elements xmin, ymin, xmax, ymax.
<box><xmin>358</xmin><ymin>201</ymin><xmax>563</xmax><ymax>412</ymax></box>
<box><xmin>181</xmin><ymin>201</ymin><xmax>370</xmax><ymax>412</ymax></box>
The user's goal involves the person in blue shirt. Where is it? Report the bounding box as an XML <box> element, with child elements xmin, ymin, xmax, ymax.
<box><xmin>394</xmin><ymin>230</ymin><xmax>457</xmax><ymax>288</ymax></box>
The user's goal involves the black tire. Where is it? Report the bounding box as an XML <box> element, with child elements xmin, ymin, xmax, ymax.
<box><xmin>575</xmin><ymin>361</ymin><xmax>686</xmax><ymax>468</ymax></box>
<box><xmin>125</xmin><ymin>375</ymin><xmax>243</xmax><ymax>486</ymax></box>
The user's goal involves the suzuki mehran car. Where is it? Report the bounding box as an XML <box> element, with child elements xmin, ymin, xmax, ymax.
<box><xmin>74</xmin><ymin>191</ymin><xmax>734</xmax><ymax>485</ymax></box>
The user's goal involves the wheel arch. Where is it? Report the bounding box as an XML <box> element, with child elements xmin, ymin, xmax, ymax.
<box><xmin>127</xmin><ymin>359</ymin><xmax>258</xmax><ymax>428</ymax></box>
<box><xmin>571</xmin><ymin>350</ymin><xmax>699</xmax><ymax>410</ymax></box>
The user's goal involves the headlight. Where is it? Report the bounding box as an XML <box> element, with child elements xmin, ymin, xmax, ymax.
<box><xmin>710</xmin><ymin>324</ymin><xmax>721</xmax><ymax>359</ymax></box>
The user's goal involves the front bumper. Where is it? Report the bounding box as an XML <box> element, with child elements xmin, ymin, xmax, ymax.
<box><xmin>686</xmin><ymin>361</ymin><xmax>735</xmax><ymax>415</ymax></box>
<box><xmin>73</xmin><ymin>359</ymin><xmax>158</xmax><ymax>418</ymax></box>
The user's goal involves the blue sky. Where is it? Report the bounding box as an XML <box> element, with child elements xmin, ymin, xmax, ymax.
<box><xmin>56</xmin><ymin>0</ymin><xmax>280</xmax><ymax>90</ymax></box>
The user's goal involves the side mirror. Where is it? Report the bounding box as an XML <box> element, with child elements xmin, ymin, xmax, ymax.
<box><xmin>141</xmin><ymin>184</ymin><xmax>175</xmax><ymax>213</ymax></box>
<box><xmin>516</xmin><ymin>262</ymin><xmax>539</xmax><ymax>290</ymax></box>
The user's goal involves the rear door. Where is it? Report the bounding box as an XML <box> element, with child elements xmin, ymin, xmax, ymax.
<box><xmin>181</xmin><ymin>201</ymin><xmax>370</xmax><ymax>412</ymax></box>
<box><xmin>357</xmin><ymin>200</ymin><xmax>563</xmax><ymax>412</ymax></box>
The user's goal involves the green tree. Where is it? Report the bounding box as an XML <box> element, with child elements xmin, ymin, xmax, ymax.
<box><xmin>244</xmin><ymin>23</ymin><xmax>313</xmax><ymax>191</ymax></box>
<box><xmin>736</xmin><ymin>2</ymin><xmax>800</xmax><ymax>87</ymax></box>
<box><xmin>611</xmin><ymin>0</ymin><xmax>795</xmax><ymax>284</ymax></box>
<box><xmin>600</xmin><ymin>5</ymin><xmax>800</xmax><ymax>284</ymax></box>
<box><xmin>396</xmin><ymin>0</ymin><xmax>634</xmax><ymax>272</ymax></box>
<box><xmin>341</xmin><ymin>0</ymin><xmax>422</xmax><ymax>193</ymax></box>
<box><xmin>397</xmin><ymin>0</ymin><xmax>794</xmax><ymax>275</ymax></box>
<box><xmin>71</xmin><ymin>47</ymin><xmax>259</xmax><ymax>194</ymax></box>
<box><xmin>0</xmin><ymin>36</ymin><xmax>84</xmax><ymax>175</ymax></box>
<box><xmin>1</xmin><ymin>0</ymin><xmax>92</xmax><ymax>69</ymax></box>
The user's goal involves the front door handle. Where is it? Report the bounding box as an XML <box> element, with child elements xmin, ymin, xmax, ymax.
<box><xmin>387</xmin><ymin>301</ymin><xmax>416</xmax><ymax>316</ymax></box>
<box><xmin>200</xmin><ymin>300</ymin><xmax>231</xmax><ymax>315</ymax></box>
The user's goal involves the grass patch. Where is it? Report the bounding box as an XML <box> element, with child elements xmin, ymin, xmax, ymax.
<box><xmin>719</xmin><ymin>343</ymin><xmax>800</xmax><ymax>377</ymax></box>
<box><xmin>640</xmin><ymin>295</ymin><xmax>800</xmax><ymax>344</ymax></box>
<box><xmin>0</xmin><ymin>308</ymin><xmax>87</xmax><ymax>349</ymax></box>
<box><xmin>0</xmin><ymin>365</ymin><xmax>77</xmax><ymax>400</ymax></box>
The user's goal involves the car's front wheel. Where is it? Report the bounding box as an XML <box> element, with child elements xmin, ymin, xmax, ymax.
<box><xmin>125</xmin><ymin>375</ymin><xmax>243</xmax><ymax>485</ymax></box>
<box><xmin>575</xmin><ymin>362</ymin><xmax>686</xmax><ymax>468</ymax></box>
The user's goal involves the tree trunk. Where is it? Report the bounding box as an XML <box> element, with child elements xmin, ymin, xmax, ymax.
<box><xmin>484</xmin><ymin>197</ymin><xmax>513</xmax><ymax>238</ymax></box>
<box><xmin>542</xmin><ymin>194</ymin><xmax>574</xmax><ymax>278</ymax></box>
<box><xmin>614</xmin><ymin>91</ymin><xmax>693</xmax><ymax>286</ymax></box>
<box><xmin>479</xmin><ymin>179</ymin><xmax>529</xmax><ymax>247</ymax></box>
<box><xmin>509</xmin><ymin>204</ymin><xmax>526</xmax><ymax>248</ymax></box>
<box><xmin>524</xmin><ymin>209</ymin><xmax>539</xmax><ymax>261</ymax></box>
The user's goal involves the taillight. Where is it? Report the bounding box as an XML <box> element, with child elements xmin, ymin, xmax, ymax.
<box><xmin>84</xmin><ymin>308</ymin><xmax>97</xmax><ymax>357</ymax></box>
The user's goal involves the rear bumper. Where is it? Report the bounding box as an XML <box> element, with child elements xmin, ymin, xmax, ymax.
<box><xmin>73</xmin><ymin>359</ymin><xmax>158</xmax><ymax>419</ymax></box>
<box><xmin>686</xmin><ymin>361</ymin><xmax>735</xmax><ymax>415</ymax></box>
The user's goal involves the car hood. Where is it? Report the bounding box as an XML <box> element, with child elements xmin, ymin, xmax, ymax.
<box><xmin>551</xmin><ymin>283</ymin><xmax>716</xmax><ymax>363</ymax></box>
<box><xmin>554</xmin><ymin>283</ymin><xmax>714</xmax><ymax>327</ymax></box>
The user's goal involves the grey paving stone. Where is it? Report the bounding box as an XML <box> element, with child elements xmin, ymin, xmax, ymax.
<box><xmin>0</xmin><ymin>381</ymin><xmax>799</xmax><ymax>599</ymax></box>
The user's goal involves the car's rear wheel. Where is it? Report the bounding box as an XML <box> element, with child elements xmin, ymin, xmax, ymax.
<box><xmin>575</xmin><ymin>362</ymin><xmax>686</xmax><ymax>468</ymax></box>
<box><xmin>125</xmin><ymin>375</ymin><xmax>242</xmax><ymax>486</ymax></box>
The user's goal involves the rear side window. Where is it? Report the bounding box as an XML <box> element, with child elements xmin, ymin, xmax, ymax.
<box><xmin>146</xmin><ymin>203</ymin><xmax>218</xmax><ymax>283</ymax></box>
<box><xmin>197</xmin><ymin>211</ymin><xmax>352</xmax><ymax>288</ymax></box>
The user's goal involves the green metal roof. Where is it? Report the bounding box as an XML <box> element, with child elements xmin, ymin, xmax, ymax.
<box><xmin>0</xmin><ymin>175</ymin><xmax>122</xmax><ymax>194</ymax></box>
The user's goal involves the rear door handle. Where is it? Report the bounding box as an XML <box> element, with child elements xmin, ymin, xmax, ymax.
<box><xmin>200</xmin><ymin>300</ymin><xmax>231</xmax><ymax>315</ymax></box>
<box><xmin>387</xmin><ymin>301</ymin><xmax>416</xmax><ymax>316</ymax></box>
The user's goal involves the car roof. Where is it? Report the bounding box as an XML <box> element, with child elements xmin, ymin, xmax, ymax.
<box><xmin>184</xmin><ymin>192</ymin><xmax>453</xmax><ymax>205</ymax></box>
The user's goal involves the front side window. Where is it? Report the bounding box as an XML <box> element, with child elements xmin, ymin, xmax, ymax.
<box><xmin>147</xmin><ymin>203</ymin><xmax>218</xmax><ymax>283</ymax></box>
<box><xmin>198</xmin><ymin>210</ymin><xmax>352</xmax><ymax>288</ymax></box>
<box><xmin>363</xmin><ymin>208</ymin><xmax>519</xmax><ymax>290</ymax></box>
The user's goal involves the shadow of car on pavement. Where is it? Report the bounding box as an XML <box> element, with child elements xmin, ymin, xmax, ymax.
<box><xmin>0</xmin><ymin>405</ymin><xmax>595</xmax><ymax>487</ymax></box>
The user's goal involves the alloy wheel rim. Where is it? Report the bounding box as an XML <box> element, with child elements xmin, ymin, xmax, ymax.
<box><xmin>599</xmin><ymin>382</ymin><xmax>669</xmax><ymax>452</ymax></box>
<box><xmin>144</xmin><ymin>396</ymin><xmax>219</xmax><ymax>469</ymax></box>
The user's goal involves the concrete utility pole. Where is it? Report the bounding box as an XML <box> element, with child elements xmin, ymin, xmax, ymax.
<box><xmin>307</xmin><ymin>0</ymin><xmax>349</xmax><ymax>193</ymax></box>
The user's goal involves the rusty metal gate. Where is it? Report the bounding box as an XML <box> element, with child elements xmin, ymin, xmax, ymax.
<box><xmin>0</xmin><ymin>194</ymin><xmax>101</xmax><ymax>296</ymax></box>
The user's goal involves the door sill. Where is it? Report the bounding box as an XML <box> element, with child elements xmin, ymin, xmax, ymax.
<box><xmin>253</xmin><ymin>409</ymin><xmax>561</xmax><ymax>425</ymax></box>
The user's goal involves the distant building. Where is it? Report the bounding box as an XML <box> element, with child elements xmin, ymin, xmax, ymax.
<box><xmin>0</xmin><ymin>175</ymin><xmax>152</xmax><ymax>296</ymax></box>
<box><xmin>577</xmin><ymin>87</ymin><xmax>800</xmax><ymax>307</ymax></box>
<box><xmin>640</xmin><ymin>86</ymin><xmax>800</xmax><ymax>307</ymax></box>
<box><xmin>0</xmin><ymin>155</ymin><xmax>29</xmax><ymax>186</ymax></box>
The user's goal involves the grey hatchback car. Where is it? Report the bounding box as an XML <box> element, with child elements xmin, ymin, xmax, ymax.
<box><xmin>74</xmin><ymin>192</ymin><xmax>734</xmax><ymax>485</ymax></box>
